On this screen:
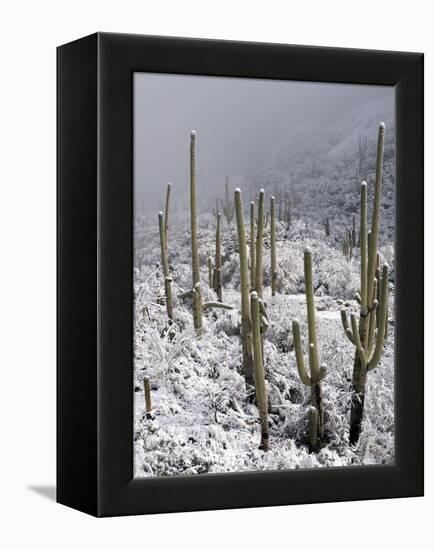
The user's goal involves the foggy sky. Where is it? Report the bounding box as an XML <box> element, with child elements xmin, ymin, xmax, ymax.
<box><xmin>134</xmin><ymin>73</ymin><xmax>393</xmax><ymax>213</ymax></box>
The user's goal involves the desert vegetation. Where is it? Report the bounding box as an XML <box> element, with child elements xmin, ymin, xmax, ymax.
<box><xmin>134</xmin><ymin>117</ymin><xmax>394</xmax><ymax>476</ymax></box>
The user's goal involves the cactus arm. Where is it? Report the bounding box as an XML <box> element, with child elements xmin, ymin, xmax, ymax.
<box><xmin>355</xmin><ymin>292</ymin><xmax>362</xmax><ymax>305</ymax></box>
<box><xmin>367</xmin><ymin>306</ymin><xmax>377</xmax><ymax>357</ymax></box>
<box><xmin>318</xmin><ymin>364</ymin><xmax>327</xmax><ymax>381</ymax></box>
<box><xmin>350</xmin><ymin>314</ymin><xmax>367</xmax><ymax>368</ymax></box>
<box><xmin>202</xmin><ymin>301</ymin><xmax>234</xmax><ymax>310</ymax></box>
<box><xmin>360</xmin><ymin>181</ymin><xmax>368</xmax><ymax>309</ymax></box>
<box><xmin>384</xmin><ymin>288</ymin><xmax>389</xmax><ymax>341</ymax></box>
<box><xmin>260</xmin><ymin>315</ymin><xmax>270</xmax><ymax>329</ymax></box>
<box><xmin>367</xmin><ymin>230</ymin><xmax>372</xmax><ymax>262</ymax></box>
<box><xmin>178</xmin><ymin>288</ymin><xmax>193</xmax><ymax>300</ymax></box>
<box><xmin>340</xmin><ymin>310</ymin><xmax>355</xmax><ymax>344</ymax></box>
<box><xmin>270</xmin><ymin>196</ymin><xmax>277</xmax><ymax>296</ymax></box>
<box><xmin>258</xmin><ymin>298</ymin><xmax>268</xmax><ymax>320</ymax></box>
<box><xmin>291</xmin><ymin>320</ymin><xmax>311</xmax><ymax>386</ymax></box>
<box><xmin>367</xmin><ymin>264</ymin><xmax>389</xmax><ymax>371</ymax></box>
<box><xmin>367</xmin><ymin>278</ymin><xmax>378</xmax><ymax>353</ymax></box>
<box><xmin>367</xmin><ymin>123</ymin><xmax>385</xmax><ymax>306</ymax></box>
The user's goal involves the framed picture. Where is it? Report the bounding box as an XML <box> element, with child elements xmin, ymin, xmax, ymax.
<box><xmin>57</xmin><ymin>32</ymin><xmax>423</xmax><ymax>517</ymax></box>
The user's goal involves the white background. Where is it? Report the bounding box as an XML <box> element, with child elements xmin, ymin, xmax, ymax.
<box><xmin>0</xmin><ymin>1</ymin><xmax>431</xmax><ymax>548</ymax></box>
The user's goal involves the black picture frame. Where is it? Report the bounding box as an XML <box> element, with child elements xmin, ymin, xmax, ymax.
<box><xmin>57</xmin><ymin>32</ymin><xmax>424</xmax><ymax>517</ymax></box>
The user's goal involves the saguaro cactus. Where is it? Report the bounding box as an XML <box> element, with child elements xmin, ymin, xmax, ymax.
<box><xmin>212</xmin><ymin>198</ymin><xmax>219</xmax><ymax>219</ymax></box>
<box><xmin>342</xmin><ymin>231</ymin><xmax>353</xmax><ymax>260</ymax></box>
<box><xmin>351</xmin><ymin>214</ymin><xmax>357</xmax><ymax>247</ymax></box>
<box><xmin>283</xmin><ymin>196</ymin><xmax>291</xmax><ymax>229</ymax></box>
<box><xmin>192</xmin><ymin>282</ymin><xmax>203</xmax><ymax>334</ymax></box>
<box><xmin>340</xmin><ymin>123</ymin><xmax>389</xmax><ymax>444</ymax></box>
<box><xmin>270</xmin><ymin>196</ymin><xmax>277</xmax><ymax>296</ymax></box>
<box><xmin>220</xmin><ymin>176</ymin><xmax>235</xmax><ymax>224</ymax></box>
<box><xmin>213</xmin><ymin>212</ymin><xmax>223</xmax><ymax>302</ymax></box>
<box><xmin>291</xmin><ymin>181</ymin><xmax>298</xmax><ymax>209</ymax></box>
<box><xmin>255</xmin><ymin>189</ymin><xmax>265</xmax><ymax>298</ymax></box>
<box><xmin>251</xmin><ymin>291</ymin><xmax>269</xmax><ymax>451</ymax></box>
<box><xmin>158</xmin><ymin>211</ymin><xmax>173</xmax><ymax>319</ymax></box>
<box><xmin>250</xmin><ymin>201</ymin><xmax>256</xmax><ymax>289</ymax></box>
<box><xmin>164</xmin><ymin>182</ymin><xmax>171</xmax><ymax>249</ymax></box>
<box><xmin>234</xmin><ymin>188</ymin><xmax>254</xmax><ymax>386</ymax></box>
<box><xmin>190</xmin><ymin>130</ymin><xmax>202</xmax><ymax>331</ymax></box>
<box><xmin>143</xmin><ymin>377</ymin><xmax>153</xmax><ymax>419</ymax></box>
<box><xmin>207</xmin><ymin>256</ymin><xmax>213</xmax><ymax>288</ymax></box>
<box><xmin>291</xmin><ymin>248</ymin><xmax>327</xmax><ymax>450</ymax></box>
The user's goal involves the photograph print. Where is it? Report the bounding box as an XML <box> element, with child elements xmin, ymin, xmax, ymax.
<box><xmin>133</xmin><ymin>73</ymin><xmax>395</xmax><ymax>477</ymax></box>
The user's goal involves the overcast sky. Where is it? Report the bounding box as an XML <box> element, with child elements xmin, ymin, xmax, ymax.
<box><xmin>134</xmin><ymin>73</ymin><xmax>393</xmax><ymax>212</ymax></box>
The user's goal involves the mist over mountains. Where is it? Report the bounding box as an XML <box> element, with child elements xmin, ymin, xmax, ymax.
<box><xmin>134</xmin><ymin>73</ymin><xmax>394</xmax><ymax>233</ymax></box>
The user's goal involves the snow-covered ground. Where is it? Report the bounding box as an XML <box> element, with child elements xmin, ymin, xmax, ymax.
<box><xmin>133</xmin><ymin>212</ymin><xmax>394</xmax><ymax>477</ymax></box>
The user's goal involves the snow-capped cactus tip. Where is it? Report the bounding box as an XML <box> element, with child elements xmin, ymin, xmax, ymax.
<box><xmin>251</xmin><ymin>290</ymin><xmax>258</xmax><ymax>299</ymax></box>
<box><xmin>361</xmin><ymin>180</ymin><xmax>367</xmax><ymax>188</ymax></box>
<box><xmin>235</xmin><ymin>187</ymin><xmax>241</xmax><ymax>194</ymax></box>
<box><xmin>158</xmin><ymin>211</ymin><xmax>164</xmax><ymax>217</ymax></box>
<box><xmin>190</xmin><ymin>129</ymin><xmax>196</xmax><ymax>136</ymax></box>
<box><xmin>305</xmin><ymin>246</ymin><xmax>312</xmax><ymax>254</ymax></box>
<box><xmin>259</xmin><ymin>188</ymin><xmax>265</xmax><ymax>194</ymax></box>
<box><xmin>380</xmin><ymin>121</ymin><xmax>385</xmax><ymax>129</ymax></box>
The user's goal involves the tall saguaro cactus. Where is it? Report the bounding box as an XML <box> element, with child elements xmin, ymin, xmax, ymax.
<box><xmin>220</xmin><ymin>176</ymin><xmax>235</xmax><ymax>224</ymax></box>
<box><xmin>207</xmin><ymin>256</ymin><xmax>213</xmax><ymax>288</ymax></box>
<box><xmin>270</xmin><ymin>196</ymin><xmax>277</xmax><ymax>296</ymax></box>
<box><xmin>340</xmin><ymin>123</ymin><xmax>389</xmax><ymax>444</ymax></box>
<box><xmin>158</xmin><ymin>211</ymin><xmax>173</xmax><ymax>319</ymax></box>
<box><xmin>283</xmin><ymin>192</ymin><xmax>292</xmax><ymax>229</ymax></box>
<box><xmin>250</xmin><ymin>201</ymin><xmax>256</xmax><ymax>289</ymax></box>
<box><xmin>291</xmin><ymin>248</ymin><xmax>327</xmax><ymax>450</ymax></box>
<box><xmin>213</xmin><ymin>212</ymin><xmax>223</xmax><ymax>302</ymax></box>
<box><xmin>351</xmin><ymin>214</ymin><xmax>357</xmax><ymax>248</ymax></box>
<box><xmin>255</xmin><ymin>189</ymin><xmax>265</xmax><ymax>299</ymax></box>
<box><xmin>251</xmin><ymin>291</ymin><xmax>269</xmax><ymax>451</ymax></box>
<box><xmin>234</xmin><ymin>189</ymin><xmax>254</xmax><ymax>386</ymax></box>
<box><xmin>190</xmin><ymin>130</ymin><xmax>202</xmax><ymax>331</ymax></box>
<box><xmin>164</xmin><ymin>182</ymin><xmax>171</xmax><ymax>250</ymax></box>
